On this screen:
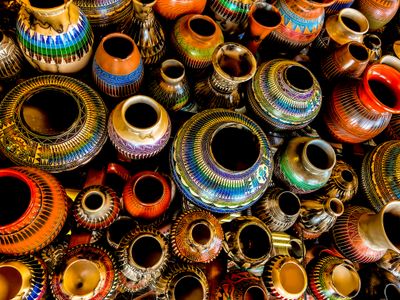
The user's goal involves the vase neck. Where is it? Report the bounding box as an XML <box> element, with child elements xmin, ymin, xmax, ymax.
<box><xmin>270</xmin><ymin>190</ymin><xmax>301</xmax><ymax>220</ymax></box>
<box><xmin>22</xmin><ymin>0</ymin><xmax>71</xmax><ymax>17</ymax></box>
<box><xmin>132</xmin><ymin>0</ymin><xmax>156</xmax><ymax>20</ymax></box>
<box><xmin>301</xmin><ymin>139</ymin><xmax>336</xmax><ymax>176</ymax></box>
<box><xmin>160</xmin><ymin>59</ymin><xmax>185</xmax><ymax>85</ymax></box>
<box><xmin>187</xmin><ymin>15</ymin><xmax>218</xmax><ymax>42</ymax></box>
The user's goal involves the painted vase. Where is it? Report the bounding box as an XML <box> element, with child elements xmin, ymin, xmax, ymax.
<box><xmin>0</xmin><ymin>75</ymin><xmax>108</xmax><ymax>172</ymax></box>
<box><xmin>194</xmin><ymin>42</ymin><xmax>257</xmax><ymax>111</ymax></box>
<box><xmin>122</xmin><ymin>170</ymin><xmax>172</xmax><ymax>220</ymax></box>
<box><xmin>127</xmin><ymin>0</ymin><xmax>165</xmax><ymax>65</ymax></box>
<box><xmin>208</xmin><ymin>0</ymin><xmax>254</xmax><ymax>36</ymax></box>
<box><xmin>146</xmin><ymin>59</ymin><xmax>192</xmax><ymax>112</ymax></box>
<box><xmin>307</xmin><ymin>254</ymin><xmax>361</xmax><ymax>299</ymax></box>
<box><xmin>244</xmin><ymin>2</ymin><xmax>282</xmax><ymax>54</ymax></box>
<box><xmin>215</xmin><ymin>270</ymin><xmax>268</xmax><ymax>300</ymax></box>
<box><xmin>262</xmin><ymin>255</ymin><xmax>308</xmax><ymax>300</ymax></box>
<box><xmin>170</xmin><ymin>109</ymin><xmax>273</xmax><ymax>213</ymax></box>
<box><xmin>252</xmin><ymin>187</ymin><xmax>301</xmax><ymax>232</ymax></box>
<box><xmin>355</xmin><ymin>0</ymin><xmax>399</xmax><ymax>31</ymax></box>
<box><xmin>324</xmin><ymin>64</ymin><xmax>400</xmax><ymax>144</ymax></box>
<box><xmin>73</xmin><ymin>185</ymin><xmax>121</xmax><ymax>230</ymax></box>
<box><xmin>331</xmin><ymin>201</ymin><xmax>400</xmax><ymax>263</ymax></box>
<box><xmin>0</xmin><ymin>30</ymin><xmax>24</xmax><ymax>81</ymax></box>
<box><xmin>50</xmin><ymin>244</ymin><xmax>119</xmax><ymax>299</ymax></box>
<box><xmin>16</xmin><ymin>0</ymin><xmax>93</xmax><ymax>73</ymax></box>
<box><xmin>117</xmin><ymin>226</ymin><xmax>169</xmax><ymax>294</ymax></box>
<box><xmin>274</xmin><ymin>137</ymin><xmax>336</xmax><ymax>194</ymax></box>
<box><xmin>171</xmin><ymin>14</ymin><xmax>224</xmax><ymax>71</ymax></box>
<box><xmin>320</xmin><ymin>41</ymin><xmax>370</xmax><ymax>81</ymax></box>
<box><xmin>0</xmin><ymin>167</ymin><xmax>68</xmax><ymax>255</ymax></box>
<box><xmin>361</xmin><ymin>141</ymin><xmax>400</xmax><ymax>212</ymax></box>
<box><xmin>74</xmin><ymin>0</ymin><xmax>133</xmax><ymax>40</ymax></box>
<box><xmin>154</xmin><ymin>0</ymin><xmax>206</xmax><ymax>20</ymax></box>
<box><xmin>0</xmin><ymin>255</ymin><xmax>47</xmax><ymax>300</ymax></box>
<box><xmin>247</xmin><ymin>59</ymin><xmax>322</xmax><ymax>131</ymax></box>
<box><xmin>156</xmin><ymin>264</ymin><xmax>209</xmax><ymax>300</ymax></box>
<box><xmin>293</xmin><ymin>196</ymin><xmax>344</xmax><ymax>240</ymax></box>
<box><xmin>325</xmin><ymin>0</ymin><xmax>355</xmax><ymax>15</ymax></box>
<box><xmin>364</xmin><ymin>34</ymin><xmax>382</xmax><ymax>63</ymax></box>
<box><xmin>108</xmin><ymin>95</ymin><xmax>171</xmax><ymax>160</ymax></box>
<box><xmin>92</xmin><ymin>32</ymin><xmax>144</xmax><ymax>98</ymax></box>
<box><xmin>223</xmin><ymin>216</ymin><xmax>273</xmax><ymax>273</ymax></box>
<box><xmin>315</xmin><ymin>159</ymin><xmax>358</xmax><ymax>203</ymax></box>
<box><xmin>264</xmin><ymin>0</ymin><xmax>336</xmax><ymax>51</ymax></box>
<box><xmin>271</xmin><ymin>232</ymin><xmax>306</xmax><ymax>262</ymax></box>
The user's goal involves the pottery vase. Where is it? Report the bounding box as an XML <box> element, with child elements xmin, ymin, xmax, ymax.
<box><xmin>355</xmin><ymin>0</ymin><xmax>399</xmax><ymax>31</ymax></box>
<box><xmin>208</xmin><ymin>0</ymin><xmax>254</xmax><ymax>36</ymax></box>
<box><xmin>0</xmin><ymin>30</ymin><xmax>24</xmax><ymax>81</ymax></box>
<box><xmin>171</xmin><ymin>209</ymin><xmax>224</xmax><ymax>263</ymax></box>
<box><xmin>324</xmin><ymin>64</ymin><xmax>400</xmax><ymax>144</ymax></box>
<box><xmin>293</xmin><ymin>196</ymin><xmax>344</xmax><ymax>240</ymax></box>
<box><xmin>128</xmin><ymin>0</ymin><xmax>165</xmax><ymax>65</ymax></box>
<box><xmin>170</xmin><ymin>109</ymin><xmax>273</xmax><ymax>213</ymax></box>
<box><xmin>331</xmin><ymin>201</ymin><xmax>400</xmax><ymax>263</ymax></box>
<box><xmin>265</xmin><ymin>0</ymin><xmax>336</xmax><ymax>51</ymax></box>
<box><xmin>0</xmin><ymin>75</ymin><xmax>108</xmax><ymax>172</ymax></box>
<box><xmin>194</xmin><ymin>42</ymin><xmax>257</xmax><ymax>111</ymax></box>
<box><xmin>364</xmin><ymin>34</ymin><xmax>382</xmax><ymax>63</ymax></box>
<box><xmin>108</xmin><ymin>95</ymin><xmax>171</xmax><ymax>160</ymax></box>
<box><xmin>16</xmin><ymin>0</ymin><xmax>94</xmax><ymax>73</ymax></box>
<box><xmin>154</xmin><ymin>0</ymin><xmax>206</xmax><ymax>20</ymax></box>
<box><xmin>247</xmin><ymin>59</ymin><xmax>322</xmax><ymax>131</ymax></box>
<box><xmin>0</xmin><ymin>255</ymin><xmax>47</xmax><ymax>300</ymax></box>
<box><xmin>92</xmin><ymin>32</ymin><xmax>144</xmax><ymax>98</ymax></box>
<box><xmin>307</xmin><ymin>254</ymin><xmax>361</xmax><ymax>299</ymax></box>
<box><xmin>252</xmin><ymin>187</ymin><xmax>301</xmax><ymax>232</ymax></box>
<box><xmin>171</xmin><ymin>14</ymin><xmax>224</xmax><ymax>71</ymax></box>
<box><xmin>361</xmin><ymin>141</ymin><xmax>400</xmax><ymax>212</ymax></box>
<box><xmin>274</xmin><ymin>137</ymin><xmax>336</xmax><ymax>194</ymax></box>
<box><xmin>325</xmin><ymin>0</ymin><xmax>355</xmax><ymax>15</ymax></box>
<box><xmin>146</xmin><ymin>59</ymin><xmax>192</xmax><ymax>112</ymax></box>
<box><xmin>271</xmin><ymin>232</ymin><xmax>306</xmax><ymax>262</ymax></box>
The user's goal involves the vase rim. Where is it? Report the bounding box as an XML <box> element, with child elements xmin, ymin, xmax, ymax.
<box><xmin>63</xmin><ymin>258</ymin><xmax>101</xmax><ymax>296</ymax></box>
<box><xmin>299</xmin><ymin>0</ymin><xmax>337</xmax><ymax>8</ymax></box>
<box><xmin>324</xmin><ymin>197</ymin><xmax>344</xmax><ymax>217</ymax></box>
<box><xmin>172</xmin><ymin>274</ymin><xmax>206</xmax><ymax>300</ymax></box>
<box><xmin>346</xmin><ymin>42</ymin><xmax>370</xmax><ymax>63</ymax></box>
<box><xmin>129</xmin><ymin>233</ymin><xmax>165</xmax><ymax>270</ymax></box>
<box><xmin>161</xmin><ymin>59</ymin><xmax>185</xmax><ymax>83</ymax></box>
<box><xmin>283</xmin><ymin>63</ymin><xmax>315</xmax><ymax>92</ymax></box>
<box><xmin>249</xmin><ymin>2</ymin><xmax>282</xmax><ymax>28</ymax></box>
<box><xmin>23</xmin><ymin>0</ymin><xmax>71</xmax><ymax>12</ymax></box>
<box><xmin>0</xmin><ymin>261</ymin><xmax>32</xmax><ymax>299</ymax></box>
<box><xmin>338</xmin><ymin>8</ymin><xmax>369</xmax><ymax>34</ymax></box>
<box><xmin>272</xmin><ymin>259</ymin><xmax>307</xmax><ymax>298</ymax></box>
<box><xmin>82</xmin><ymin>190</ymin><xmax>106</xmax><ymax>214</ymax></box>
<box><xmin>331</xmin><ymin>263</ymin><xmax>361</xmax><ymax>298</ymax></box>
<box><xmin>237</xmin><ymin>219</ymin><xmax>272</xmax><ymax>261</ymax></box>
<box><xmin>302</xmin><ymin>138</ymin><xmax>336</xmax><ymax>173</ymax></box>
<box><xmin>378</xmin><ymin>201</ymin><xmax>400</xmax><ymax>253</ymax></box>
<box><xmin>100</xmin><ymin>33</ymin><xmax>137</xmax><ymax>62</ymax></box>
<box><xmin>188</xmin><ymin>14</ymin><xmax>218</xmax><ymax>40</ymax></box>
<box><xmin>132</xmin><ymin>172</ymin><xmax>167</xmax><ymax>207</ymax></box>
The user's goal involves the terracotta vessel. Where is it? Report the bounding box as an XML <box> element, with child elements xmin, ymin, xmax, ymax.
<box><xmin>92</xmin><ymin>32</ymin><xmax>144</xmax><ymax>98</ymax></box>
<box><xmin>355</xmin><ymin>0</ymin><xmax>399</xmax><ymax>31</ymax></box>
<box><xmin>154</xmin><ymin>0</ymin><xmax>206</xmax><ymax>20</ymax></box>
<box><xmin>108</xmin><ymin>95</ymin><xmax>171</xmax><ymax>160</ymax></box>
<box><xmin>194</xmin><ymin>42</ymin><xmax>257</xmax><ymax>110</ymax></box>
<box><xmin>170</xmin><ymin>109</ymin><xmax>273</xmax><ymax>213</ymax></box>
<box><xmin>0</xmin><ymin>30</ymin><xmax>24</xmax><ymax>81</ymax></box>
<box><xmin>16</xmin><ymin>0</ymin><xmax>93</xmax><ymax>73</ymax></box>
<box><xmin>324</xmin><ymin>64</ymin><xmax>400</xmax><ymax>144</ymax></box>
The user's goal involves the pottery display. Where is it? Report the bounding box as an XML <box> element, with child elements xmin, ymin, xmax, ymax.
<box><xmin>154</xmin><ymin>0</ymin><xmax>206</xmax><ymax>20</ymax></box>
<box><xmin>0</xmin><ymin>30</ymin><xmax>24</xmax><ymax>81</ymax></box>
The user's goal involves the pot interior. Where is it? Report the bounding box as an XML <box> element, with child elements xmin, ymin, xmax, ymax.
<box><xmin>125</xmin><ymin>102</ymin><xmax>158</xmax><ymax>129</ymax></box>
<box><xmin>174</xmin><ymin>275</ymin><xmax>204</xmax><ymax>300</ymax></box>
<box><xmin>332</xmin><ymin>264</ymin><xmax>360</xmax><ymax>297</ymax></box>
<box><xmin>244</xmin><ymin>286</ymin><xmax>267</xmax><ymax>300</ymax></box>
<box><xmin>191</xmin><ymin>222</ymin><xmax>211</xmax><ymax>245</ymax></box>
<box><xmin>63</xmin><ymin>259</ymin><xmax>101</xmax><ymax>296</ymax></box>
<box><xmin>134</xmin><ymin>176</ymin><xmax>163</xmax><ymax>204</ymax></box>
<box><xmin>103</xmin><ymin>36</ymin><xmax>134</xmax><ymax>59</ymax></box>
<box><xmin>0</xmin><ymin>265</ymin><xmax>23</xmax><ymax>300</ymax></box>
<box><xmin>189</xmin><ymin>17</ymin><xmax>216</xmax><ymax>37</ymax></box>
<box><xmin>279</xmin><ymin>261</ymin><xmax>306</xmax><ymax>295</ymax></box>
<box><xmin>239</xmin><ymin>224</ymin><xmax>270</xmax><ymax>259</ymax></box>
<box><xmin>131</xmin><ymin>235</ymin><xmax>163</xmax><ymax>268</ymax></box>
<box><xmin>83</xmin><ymin>191</ymin><xmax>105</xmax><ymax>212</ymax></box>
<box><xmin>278</xmin><ymin>191</ymin><xmax>300</xmax><ymax>216</ymax></box>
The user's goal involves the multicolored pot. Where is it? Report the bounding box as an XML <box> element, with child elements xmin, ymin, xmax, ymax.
<box><xmin>355</xmin><ymin>0</ymin><xmax>399</xmax><ymax>31</ymax></box>
<box><xmin>108</xmin><ymin>95</ymin><xmax>171</xmax><ymax>160</ymax></box>
<box><xmin>16</xmin><ymin>0</ymin><xmax>93</xmax><ymax>73</ymax></box>
<box><xmin>274</xmin><ymin>137</ymin><xmax>336</xmax><ymax>194</ymax></box>
<box><xmin>171</xmin><ymin>14</ymin><xmax>224</xmax><ymax>70</ymax></box>
<box><xmin>170</xmin><ymin>109</ymin><xmax>273</xmax><ymax>213</ymax></box>
<box><xmin>0</xmin><ymin>167</ymin><xmax>68</xmax><ymax>255</ymax></box>
<box><xmin>154</xmin><ymin>0</ymin><xmax>206</xmax><ymax>20</ymax></box>
<box><xmin>92</xmin><ymin>32</ymin><xmax>144</xmax><ymax>98</ymax></box>
<box><xmin>0</xmin><ymin>75</ymin><xmax>108</xmax><ymax>172</ymax></box>
<box><xmin>247</xmin><ymin>59</ymin><xmax>322</xmax><ymax>131</ymax></box>
<box><xmin>0</xmin><ymin>30</ymin><xmax>24</xmax><ymax>81</ymax></box>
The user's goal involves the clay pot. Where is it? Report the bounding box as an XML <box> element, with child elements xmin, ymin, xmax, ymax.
<box><xmin>154</xmin><ymin>0</ymin><xmax>206</xmax><ymax>20</ymax></box>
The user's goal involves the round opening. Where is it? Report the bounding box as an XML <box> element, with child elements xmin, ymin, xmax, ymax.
<box><xmin>349</xmin><ymin>43</ymin><xmax>369</xmax><ymax>61</ymax></box>
<box><xmin>63</xmin><ymin>260</ymin><xmax>100</xmax><ymax>296</ymax></box>
<box><xmin>191</xmin><ymin>223</ymin><xmax>211</xmax><ymax>245</ymax></box>
<box><xmin>189</xmin><ymin>17</ymin><xmax>216</xmax><ymax>37</ymax></box>
<box><xmin>305</xmin><ymin>142</ymin><xmax>335</xmax><ymax>170</ymax></box>
<box><xmin>332</xmin><ymin>264</ymin><xmax>360</xmax><ymax>297</ymax></box>
<box><xmin>328</xmin><ymin>198</ymin><xmax>344</xmax><ymax>215</ymax></box>
<box><xmin>239</xmin><ymin>224</ymin><xmax>271</xmax><ymax>259</ymax></box>
<box><xmin>134</xmin><ymin>176</ymin><xmax>164</xmax><ymax>204</ymax></box>
<box><xmin>341</xmin><ymin>16</ymin><xmax>361</xmax><ymax>32</ymax></box>
<box><xmin>244</xmin><ymin>286</ymin><xmax>266</xmax><ymax>300</ymax></box>
<box><xmin>29</xmin><ymin>0</ymin><xmax>64</xmax><ymax>8</ymax></box>
<box><xmin>288</xmin><ymin>240</ymin><xmax>304</xmax><ymax>259</ymax></box>
<box><xmin>211</xmin><ymin>126</ymin><xmax>260</xmax><ymax>172</ymax></box>
<box><xmin>174</xmin><ymin>276</ymin><xmax>204</xmax><ymax>300</ymax></box>
<box><xmin>279</xmin><ymin>262</ymin><xmax>305</xmax><ymax>295</ymax></box>
<box><xmin>218</xmin><ymin>49</ymin><xmax>253</xmax><ymax>78</ymax></box>
<box><xmin>0</xmin><ymin>266</ymin><xmax>23</xmax><ymax>299</ymax></box>
<box><xmin>0</xmin><ymin>176</ymin><xmax>31</xmax><ymax>227</ymax></box>
<box><xmin>285</xmin><ymin>65</ymin><xmax>313</xmax><ymax>90</ymax></box>
<box><xmin>103</xmin><ymin>36</ymin><xmax>133</xmax><ymax>59</ymax></box>
<box><xmin>341</xmin><ymin>169</ymin><xmax>354</xmax><ymax>182</ymax></box>
<box><xmin>21</xmin><ymin>89</ymin><xmax>79</xmax><ymax>136</ymax></box>
<box><xmin>83</xmin><ymin>192</ymin><xmax>104</xmax><ymax>211</ymax></box>
<box><xmin>278</xmin><ymin>191</ymin><xmax>300</xmax><ymax>216</ymax></box>
<box><xmin>125</xmin><ymin>102</ymin><xmax>158</xmax><ymax>129</ymax></box>
<box><xmin>364</xmin><ymin>35</ymin><xmax>381</xmax><ymax>49</ymax></box>
<box><xmin>163</xmin><ymin>64</ymin><xmax>184</xmax><ymax>79</ymax></box>
<box><xmin>253</xmin><ymin>7</ymin><xmax>281</xmax><ymax>27</ymax></box>
<box><xmin>368</xmin><ymin>79</ymin><xmax>397</xmax><ymax>108</ymax></box>
<box><xmin>107</xmin><ymin>218</ymin><xmax>136</xmax><ymax>246</ymax></box>
<box><xmin>384</xmin><ymin>211</ymin><xmax>400</xmax><ymax>249</ymax></box>
<box><xmin>131</xmin><ymin>236</ymin><xmax>162</xmax><ymax>268</ymax></box>
<box><xmin>385</xmin><ymin>284</ymin><xmax>400</xmax><ymax>299</ymax></box>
